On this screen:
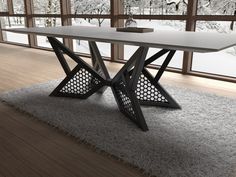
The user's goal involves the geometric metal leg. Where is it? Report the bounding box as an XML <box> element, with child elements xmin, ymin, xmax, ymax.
<box><xmin>135</xmin><ymin>49</ymin><xmax>181</xmax><ymax>109</ymax></box>
<box><xmin>89</xmin><ymin>41</ymin><xmax>110</xmax><ymax>93</ymax></box>
<box><xmin>48</xmin><ymin>36</ymin><xmax>181</xmax><ymax>131</ymax></box>
<box><xmin>112</xmin><ymin>80</ymin><xmax>148</xmax><ymax>131</ymax></box>
<box><xmin>48</xmin><ymin>37</ymin><xmax>107</xmax><ymax>99</ymax></box>
<box><xmin>112</xmin><ymin>46</ymin><xmax>149</xmax><ymax>131</ymax></box>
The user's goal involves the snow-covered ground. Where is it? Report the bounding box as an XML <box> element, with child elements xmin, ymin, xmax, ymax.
<box><xmin>3</xmin><ymin>19</ymin><xmax>236</xmax><ymax>77</ymax></box>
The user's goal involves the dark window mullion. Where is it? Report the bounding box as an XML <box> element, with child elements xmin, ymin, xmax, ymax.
<box><xmin>111</xmin><ymin>0</ymin><xmax>124</xmax><ymax>61</ymax></box>
<box><xmin>7</xmin><ymin>0</ymin><xmax>14</xmax><ymax>15</ymax></box>
<box><xmin>182</xmin><ymin>0</ymin><xmax>198</xmax><ymax>74</ymax></box>
<box><xmin>24</xmin><ymin>0</ymin><xmax>36</xmax><ymax>47</ymax></box>
<box><xmin>61</xmin><ymin>0</ymin><xmax>73</xmax><ymax>50</ymax></box>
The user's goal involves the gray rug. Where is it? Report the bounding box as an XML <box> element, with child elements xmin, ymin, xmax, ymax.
<box><xmin>1</xmin><ymin>80</ymin><xmax>236</xmax><ymax>177</ymax></box>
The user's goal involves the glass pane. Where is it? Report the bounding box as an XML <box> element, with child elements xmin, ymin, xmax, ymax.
<box><xmin>32</xmin><ymin>0</ymin><xmax>60</xmax><ymax>14</ymax></box>
<box><xmin>0</xmin><ymin>17</ymin><xmax>28</xmax><ymax>44</ymax></box>
<box><xmin>13</xmin><ymin>0</ymin><xmax>25</xmax><ymax>14</ymax></box>
<box><xmin>72</xmin><ymin>18</ymin><xmax>111</xmax><ymax>57</ymax></box>
<box><xmin>192</xmin><ymin>21</ymin><xmax>236</xmax><ymax>77</ymax></box>
<box><xmin>123</xmin><ymin>0</ymin><xmax>187</xmax><ymax>15</ymax></box>
<box><xmin>124</xmin><ymin>20</ymin><xmax>185</xmax><ymax>69</ymax></box>
<box><xmin>198</xmin><ymin>0</ymin><xmax>236</xmax><ymax>15</ymax></box>
<box><xmin>0</xmin><ymin>0</ymin><xmax>7</xmax><ymax>12</ymax></box>
<box><xmin>34</xmin><ymin>18</ymin><xmax>62</xmax><ymax>48</ymax></box>
<box><xmin>71</xmin><ymin>0</ymin><xmax>110</xmax><ymax>14</ymax></box>
<box><xmin>34</xmin><ymin>17</ymin><xmax>61</xmax><ymax>27</ymax></box>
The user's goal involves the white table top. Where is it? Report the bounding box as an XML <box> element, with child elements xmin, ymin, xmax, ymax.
<box><xmin>4</xmin><ymin>26</ymin><xmax>236</xmax><ymax>53</ymax></box>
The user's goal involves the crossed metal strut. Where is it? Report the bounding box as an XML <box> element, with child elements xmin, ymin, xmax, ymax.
<box><xmin>48</xmin><ymin>37</ymin><xmax>180</xmax><ymax>131</ymax></box>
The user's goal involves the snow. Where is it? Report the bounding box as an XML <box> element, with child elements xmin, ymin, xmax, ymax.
<box><xmin>192</xmin><ymin>50</ymin><xmax>236</xmax><ymax>77</ymax></box>
<box><xmin>4</xmin><ymin>26</ymin><xmax>28</xmax><ymax>44</ymax></box>
<box><xmin>192</xmin><ymin>20</ymin><xmax>236</xmax><ymax>77</ymax></box>
<box><xmin>166</xmin><ymin>0</ymin><xmax>181</xmax><ymax>4</ymax></box>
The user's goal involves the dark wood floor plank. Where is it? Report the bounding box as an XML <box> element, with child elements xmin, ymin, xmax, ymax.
<box><xmin>0</xmin><ymin>149</ymin><xmax>21</xmax><ymax>177</ymax></box>
<box><xmin>0</xmin><ymin>174</ymin><xmax>7</xmax><ymax>177</ymax></box>
<box><xmin>0</xmin><ymin>126</ymin><xmax>74</xmax><ymax>177</ymax></box>
<box><xmin>0</xmin><ymin>131</ymin><xmax>45</xmax><ymax>177</ymax></box>
<box><xmin>0</xmin><ymin>105</ymin><xmax>142</xmax><ymax>177</ymax></box>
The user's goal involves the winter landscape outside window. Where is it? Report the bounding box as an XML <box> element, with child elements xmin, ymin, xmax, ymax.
<box><xmin>71</xmin><ymin>0</ymin><xmax>110</xmax><ymax>15</ymax></box>
<box><xmin>0</xmin><ymin>0</ymin><xmax>236</xmax><ymax>80</ymax></box>
<box><xmin>32</xmin><ymin>0</ymin><xmax>60</xmax><ymax>14</ymax></box>
<box><xmin>192</xmin><ymin>0</ymin><xmax>236</xmax><ymax>78</ymax></box>
<box><xmin>198</xmin><ymin>0</ymin><xmax>236</xmax><ymax>15</ymax></box>
<box><xmin>123</xmin><ymin>0</ymin><xmax>187</xmax><ymax>15</ymax></box>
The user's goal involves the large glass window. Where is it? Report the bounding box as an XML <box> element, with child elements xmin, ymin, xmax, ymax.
<box><xmin>1</xmin><ymin>17</ymin><xmax>28</xmax><ymax>44</ymax></box>
<box><xmin>123</xmin><ymin>0</ymin><xmax>187</xmax><ymax>15</ymax></box>
<box><xmin>71</xmin><ymin>0</ymin><xmax>110</xmax><ymax>15</ymax></box>
<box><xmin>32</xmin><ymin>0</ymin><xmax>60</xmax><ymax>14</ymax></box>
<box><xmin>192</xmin><ymin>21</ymin><xmax>236</xmax><ymax>77</ymax></box>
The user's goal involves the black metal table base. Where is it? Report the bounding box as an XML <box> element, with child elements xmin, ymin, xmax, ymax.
<box><xmin>48</xmin><ymin>37</ymin><xmax>181</xmax><ymax>131</ymax></box>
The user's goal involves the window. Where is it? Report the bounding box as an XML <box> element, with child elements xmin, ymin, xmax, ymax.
<box><xmin>1</xmin><ymin>17</ymin><xmax>28</xmax><ymax>44</ymax></box>
<box><xmin>192</xmin><ymin>21</ymin><xmax>236</xmax><ymax>77</ymax></box>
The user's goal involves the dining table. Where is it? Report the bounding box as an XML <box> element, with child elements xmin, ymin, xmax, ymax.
<box><xmin>4</xmin><ymin>26</ymin><xmax>236</xmax><ymax>131</ymax></box>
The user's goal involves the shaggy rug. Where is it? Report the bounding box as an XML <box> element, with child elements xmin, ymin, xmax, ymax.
<box><xmin>1</xmin><ymin>80</ymin><xmax>236</xmax><ymax>177</ymax></box>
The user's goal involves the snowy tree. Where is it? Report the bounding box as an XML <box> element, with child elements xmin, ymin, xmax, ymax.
<box><xmin>198</xmin><ymin>0</ymin><xmax>236</xmax><ymax>31</ymax></box>
<box><xmin>123</xmin><ymin>0</ymin><xmax>139</xmax><ymax>14</ymax></box>
<box><xmin>0</xmin><ymin>0</ymin><xmax>7</xmax><ymax>12</ymax></box>
<box><xmin>198</xmin><ymin>0</ymin><xmax>236</xmax><ymax>15</ymax></box>
<box><xmin>211</xmin><ymin>0</ymin><xmax>236</xmax><ymax>15</ymax></box>
<box><xmin>33</xmin><ymin>0</ymin><xmax>60</xmax><ymax>14</ymax></box>
<box><xmin>74</xmin><ymin>0</ymin><xmax>110</xmax><ymax>26</ymax></box>
<box><xmin>123</xmin><ymin>0</ymin><xmax>187</xmax><ymax>15</ymax></box>
<box><xmin>13</xmin><ymin>0</ymin><xmax>25</xmax><ymax>14</ymax></box>
<box><xmin>33</xmin><ymin>0</ymin><xmax>60</xmax><ymax>27</ymax></box>
<box><xmin>166</xmin><ymin>0</ymin><xmax>187</xmax><ymax>14</ymax></box>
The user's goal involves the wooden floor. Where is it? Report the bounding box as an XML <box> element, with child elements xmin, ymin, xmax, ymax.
<box><xmin>0</xmin><ymin>43</ymin><xmax>236</xmax><ymax>177</ymax></box>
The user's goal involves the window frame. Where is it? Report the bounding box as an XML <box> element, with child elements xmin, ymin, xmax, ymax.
<box><xmin>0</xmin><ymin>0</ymin><xmax>236</xmax><ymax>83</ymax></box>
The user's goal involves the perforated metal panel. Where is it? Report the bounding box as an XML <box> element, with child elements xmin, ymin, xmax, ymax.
<box><xmin>136</xmin><ymin>74</ymin><xmax>168</xmax><ymax>103</ymax></box>
<box><xmin>113</xmin><ymin>82</ymin><xmax>135</xmax><ymax>118</ymax></box>
<box><xmin>60</xmin><ymin>68</ymin><xmax>101</xmax><ymax>95</ymax></box>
